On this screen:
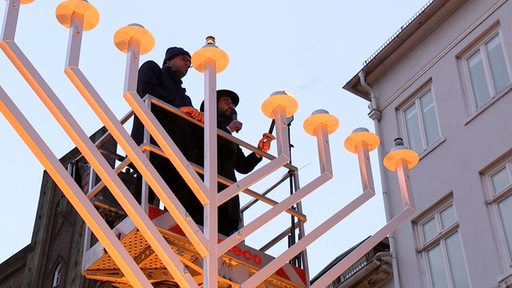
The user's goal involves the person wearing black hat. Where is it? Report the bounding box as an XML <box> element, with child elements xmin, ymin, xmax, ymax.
<box><xmin>130</xmin><ymin>46</ymin><xmax>204</xmax><ymax>215</ymax></box>
<box><xmin>196</xmin><ymin>89</ymin><xmax>275</xmax><ymax>236</ymax></box>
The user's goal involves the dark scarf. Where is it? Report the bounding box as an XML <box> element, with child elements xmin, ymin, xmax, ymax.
<box><xmin>163</xmin><ymin>65</ymin><xmax>187</xmax><ymax>95</ymax></box>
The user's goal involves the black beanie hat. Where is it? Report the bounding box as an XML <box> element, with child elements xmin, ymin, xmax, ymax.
<box><xmin>162</xmin><ymin>47</ymin><xmax>191</xmax><ymax>66</ymax></box>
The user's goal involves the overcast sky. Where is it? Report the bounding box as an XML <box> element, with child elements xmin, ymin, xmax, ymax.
<box><xmin>0</xmin><ymin>0</ymin><xmax>430</xmax><ymax>278</ymax></box>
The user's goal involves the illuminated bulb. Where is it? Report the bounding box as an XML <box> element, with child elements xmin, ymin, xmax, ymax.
<box><xmin>55</xmin><ymin>0</ymin><xmax>99</xmax><ymax>31</ymax></box>
<box><xmin>261</xmin><ymin>91</ymin><xmax>298</xmax><ymax>119</ymax></box>
<box><xmin>303</xmin><ymin>109</ymin><xmax>339</xmax><ymax>136</ymax></box>
<box><xmin>344</xmin><ymin>127</ymin><xmax>380</xmax><ymax>153</ymax></box>
<box><xmin>383</xmin><ymin>138</ymin><xmax>419</xmax><ymax>171</ymax></box>
<box><xmin>113</xmin><ymin>23</ymin><xmax>155</xmax><ymax>55</ymax></box>
<box><xmin>191</xmin><ymin>35</ymin><xmax>229</xmax><ymax>73</ymax></box>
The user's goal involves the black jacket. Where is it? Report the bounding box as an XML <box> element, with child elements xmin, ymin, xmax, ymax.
<box><xmin>216</xmin><ymin>117</ymin><xmax>262</xmax><ymax>183</ymax></box>
<box><xmin>131</xmin><ymin>60</ymin><xmax>199</xmax><ymax>162</ymax></box>
<box><xmin>130</xmin><ymin>60</ymin><xmax>202</xmax><ymax>218</ymax></box>
<box><xmin>199</xmin><ymin>116</ymin><xmax>262</xmax><ymax>235</ymax></box>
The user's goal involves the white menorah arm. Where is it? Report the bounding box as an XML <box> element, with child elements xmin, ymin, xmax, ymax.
<box><xmin>240</xmin><ymin>121</ymin><xmax>337</xmax><ymax>287</ymax></box>
<box><xmin>0</xmin><ymin>85</ymin><xmax>152</xmax><ymax>288</ymax></box>
<box><xmin>310</xmin><ymin>136</ymin><xmax>419</xmax><ymax>287</ymax></box>
<box><xmin>215</xmin><ymin>90</ymin><xmax>296</xmax><ymax>226</ymax></box>
<box><xmin>124</xmin><ymin>80</ymin><xmax>210</xmax><ymax>208</ymax></box>
<box><xmin>59</xmin><ymin>10</ymin><xmax>208</xmax><ymax>258</ymax></box>
<box><xmin>217</xmin><ymin>91</ymin><xmax>295</xmax><ymax>206</ymax></box>
<box><xmin>1</xmin><ymin>4</ymin><xmax>199</xmax><ymax>287</ymax></box>
<box><xmin>245</xmin><ymin>135</ymin><xmax>417</xmax><ymax>288</ymax></box>
<box><xmin>1</xmin><ymin>38</ymin><xmax>198</xmax><ymax>288</ymax></box>
<box><xmin>192</xmin><ymin>37</ymin><xmax>228</xmax><ymax>288</ymax></box>
<box><xmin>125</xmin><ymin>92</ymin><xmax>210</xmax><ymax>205</ymax></box>
<box><xmin>186</xmin><ymin>133</ymin><xmax>305</xmax><ymax>220</ymax></box>
<box><xmin>248</xmin><ymin>140</ymin><xmax>377</xmax><ymax>287</ymax></box>
<box><xmin>218</xmin><ymin>122</ymin><xmax>334</xmax><ymax>256</ymax></box>
<box><xmin>311</xmin><ymin>157</ymin><xmax>416</xmax><ymax>287</ymax></box>
<box><xmin>217</xmin><ymin>154</ymin><xmax>289</xmax><ymax>204</ymax></box>
<box><xmin>124</xmin><ymin>91</ymin><xmax>213</xmax><ymax>252</ymax></box>
<box><xmin>84</xmin><ymin>155</ymin><xmax>131</xmax><ymax>199</ymax></box>
<box><xmin>309</xmin><ymin>206</ymin><xmax>415</xmax><ymax>288</ymax></box>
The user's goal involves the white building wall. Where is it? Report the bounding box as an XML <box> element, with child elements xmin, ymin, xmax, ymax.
<box><xmin>347</xmin><ymin>0</ymin><xmax>512</xmax><ymax>287</ymax></box>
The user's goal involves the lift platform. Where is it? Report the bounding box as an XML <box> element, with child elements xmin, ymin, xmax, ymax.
<box><xmin>75</xmin><ymin>97</ymin><xmax>310</xmax><ymax>287</ymax></box>
<box><xmin>82</xmin><ymin>205</ymin><xmax>307</xmax><ymax>287</ymax></box>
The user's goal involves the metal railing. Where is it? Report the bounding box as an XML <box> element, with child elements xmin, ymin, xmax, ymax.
<box><xmin>77</xmin><ymin>94</ymin><xmax>309</xmax><ymax>274</ymax></box>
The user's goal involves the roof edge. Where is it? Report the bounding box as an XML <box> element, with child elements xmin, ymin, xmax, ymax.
<box><xmin>343</xmin><ymin>0</ymin><xmax>467</xmax><ymax>100</ymax></box>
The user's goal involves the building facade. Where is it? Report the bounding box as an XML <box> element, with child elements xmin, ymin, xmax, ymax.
<box><xmin>311</xmin><ymin>238</ymin><xmax>393</xmax><ymax>288</ymax></box>
<box><xmin>0</xmin><ymin>129</ymin><xmax>111</xmax><ymax>288</ymax></box>
<box><xmin>345</xmin><ymin>0</ymin><xmax>512</xmax><ymax>287</ymax></box>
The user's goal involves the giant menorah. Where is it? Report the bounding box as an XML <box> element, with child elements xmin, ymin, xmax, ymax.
<box><xmin>0</xmin><ymin>1</ymin><xmax>419</xmax><ymax>287</ymax></box>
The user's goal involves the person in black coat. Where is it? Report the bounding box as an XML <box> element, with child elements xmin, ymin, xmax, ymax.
<box><xmin>130</xmin><ymin>46</ymin><xmax>204</xmax><ymax>223</ymax></box>
<box><xmin>199</xmin><ymin>89</ymin><xmax>275</xmax><ymax>236</ymax></box>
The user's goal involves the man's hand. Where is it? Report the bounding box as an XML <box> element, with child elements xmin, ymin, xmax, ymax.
<box><xmin>258</xmin><ymin>132</ymin><xmax>275</xmax><ymax>154</ymax></box>
<box><xmin>180</xmin><ymin>106</ymin><xmax>204</xmax><ymax>123</ymax></box>
<box><xmin>227</xmin><ymin>120</ymin><xmax>243</xmax><ymax>133</ymax></box>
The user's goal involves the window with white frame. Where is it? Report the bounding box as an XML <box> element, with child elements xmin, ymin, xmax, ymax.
<box><xmin>416</xmin><ymin>201</ymin><xmax>470</xmax><ymax>288</ymax></box>
<box><xmin>464</xmin><ymin>32</ymin><xmax>511</xmax><ymax>110</ymax></box>
<box><xmin>485</xmin><ymin>158</ymin><xmax>512</xmax><ymax>264</ymax></box>
<box><xmin>402</xmin><ymin>88</ymin><xmax>441</xmax><ymax>154</ymax></box>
